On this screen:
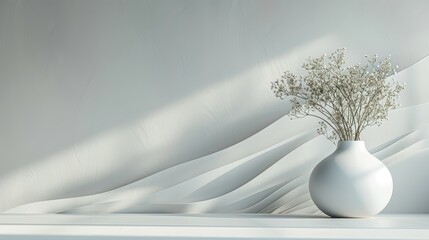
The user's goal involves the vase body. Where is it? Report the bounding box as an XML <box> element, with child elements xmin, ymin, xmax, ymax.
<box><xmin>309</xmin><ymin>141</ymin><xmax>393</xmax><ymax>218</ymax></box>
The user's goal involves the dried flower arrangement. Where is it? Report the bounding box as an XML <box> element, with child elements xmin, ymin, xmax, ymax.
<box><xmin>271</xmin><ymin>48</ymin><xmax>404</xmax><ymax>143</ymax></box>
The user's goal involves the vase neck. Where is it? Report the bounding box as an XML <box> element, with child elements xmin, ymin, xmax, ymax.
<box><xmin>336</xmin><ymin>141</ymin><xmax>367</xmax><ymax>152</ymax></box>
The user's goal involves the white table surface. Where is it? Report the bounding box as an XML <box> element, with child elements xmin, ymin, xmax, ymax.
<box><xmin>0</xmin><ymin>213</ymin><xmax>428</xmax><ymax>239</ymax></box>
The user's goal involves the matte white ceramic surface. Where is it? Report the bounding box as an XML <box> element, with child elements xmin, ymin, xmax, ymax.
<box><xmin>309</xmin><ymin>141</ymin><xmax>393</xmax><ymax>217</ymax></box>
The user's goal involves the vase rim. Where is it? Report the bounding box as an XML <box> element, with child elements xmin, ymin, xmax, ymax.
<box><xmin>336</xmin><ymin>140</ymin><xmax>367</xmax><ymax>151</ymax></box>
<box><xmin>338</xmin><ymin>140</ymin><xmax>364</xmax><ymax>142</ymax></box>
<box><xmin>337</xmin><ymin>140</ymin><xmax>366</xmax><ymax>145</ymax></box>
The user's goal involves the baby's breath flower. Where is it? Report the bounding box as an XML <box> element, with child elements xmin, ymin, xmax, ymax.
<box><xmin>271</xmin><ymin>48</ymin><xmax>404</xmax><ymax>144</ymax></box>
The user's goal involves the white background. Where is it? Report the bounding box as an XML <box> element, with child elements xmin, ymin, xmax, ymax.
<box><xmin>1</xmin><ymin>0</ymin><xmax>429</xmax><ymax>214</ymax></box>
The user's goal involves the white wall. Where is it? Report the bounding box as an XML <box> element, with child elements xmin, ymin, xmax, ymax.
<box><xmin>1</xmin><ymin>0</ymin><xmax>429</xmax><ymax>214</ymax></box>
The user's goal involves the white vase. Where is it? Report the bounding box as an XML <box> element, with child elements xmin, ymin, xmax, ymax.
<box><xmin>309</xmin><ymin>141</ymin><xmax>393</xmax><ymax>218</ymax></box>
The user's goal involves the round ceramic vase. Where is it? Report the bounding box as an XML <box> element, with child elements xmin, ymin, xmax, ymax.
<box><xmin>309</xmin><ymin>141</ymin><xmax>393</xmax><ymax>218</ymax></box>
